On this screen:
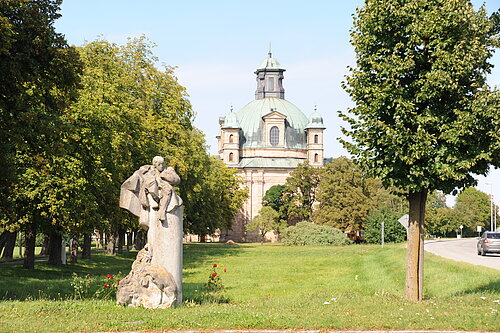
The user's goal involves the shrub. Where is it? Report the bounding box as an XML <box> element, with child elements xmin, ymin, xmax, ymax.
<box><xmin>282</xmin><ymin>222</ymin><xmax>351</xmax><ymax>246</ymax></box>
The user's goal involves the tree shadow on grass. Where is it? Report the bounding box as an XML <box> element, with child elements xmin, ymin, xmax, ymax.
<box><xmin>0</xmin><ymin>243</ymin><xmax>249</xmax><ymax>301</ymax></box>
<box><xmin>458</xmin><ymin>279</ymin><xmax>500</xmax><ymax>296</ymax></box>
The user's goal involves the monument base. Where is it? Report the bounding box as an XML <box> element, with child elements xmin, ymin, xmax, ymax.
<box><xmin>116</xmin><ymin>244</ymin><xmax>178</xmax><ymax>309</ymax></box>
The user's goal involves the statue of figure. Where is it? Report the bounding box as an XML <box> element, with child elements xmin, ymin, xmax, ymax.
<box><xmin>117</xmin><ymin>156</ymin><xmax>184</xmax><ymax>308</ymax></box>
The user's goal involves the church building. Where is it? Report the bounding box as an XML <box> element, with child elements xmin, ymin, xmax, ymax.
<box><xmin>217</xmin><ymin>52</ymin><xmax>325</xmax><ymax>241</ymax></box>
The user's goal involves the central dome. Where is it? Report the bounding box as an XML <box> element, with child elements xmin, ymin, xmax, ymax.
<box><xmin>236</xmin><ymin>97</ymin><xmax>308</xmax><ymax>149</ymax></box>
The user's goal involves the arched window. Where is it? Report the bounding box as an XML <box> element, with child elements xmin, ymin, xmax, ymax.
<box><xmin>270</xmin><ymin>126</ymin><xmax>279</xmax><ymax>146</ymax></box>
<box><xmin>229</xmin><ymin>152</ymin><xmax>234</xmax><ymax>162</ymax></box>
<box><xmin>314</xmin><ymin>153</ymin><xmax>319</xmax><ymax>163</ymax></box>
<box><xmin>314</xmin><ymin>134</ymin><xmax>319</xmax><ymax>144</ymax></box>
<box><xmin>229</xmin><ymin>134</ymin><xmax>234</xmax><ymax>143</ymax></box>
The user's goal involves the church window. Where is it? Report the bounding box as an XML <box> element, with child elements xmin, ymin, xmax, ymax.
<box><xmin>270</xmin><ymin>126</ymin><xmax>279</xmax><ymax>146</ymax></box>
<box><xmin>229</xmin><ymin>152</ymin><xmax>234</xmax><ymax>162</ymax></box>
<box><xmin>314</xmin><ymin>153</ymin><xmax>319</xmax><ymax>163</ymax></box>
<box><xmin>267</xmin><ymin>77</ymin><xmax>275</xmax><ymax>90</ymax></box>
<box><xmin>314</xmin><ymin>134</ymin><xmax>319</xmax><ymax>144</ymax></box>
<box><xmin>229</xmin><ymin>134</ymin><xmax>234</xmax><ymax>143</ymax></box>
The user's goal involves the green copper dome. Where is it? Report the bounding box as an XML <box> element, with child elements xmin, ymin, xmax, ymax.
<box><xmin>236</xmin><ymin>97</ymin><xmax>308</xmax><ymax>149</ymax></box>
<box><xmin>306</xmin><ymin>110</ymin><xmax>325</xmax><ymax>129</ymax></box>
<box><xmin>223</xmin><ymin>111</ymin><xmax>239</xmax><ymax>128</ymax></box>
<box><xmin>257</xmin><ymin>56</ymin><xmax>285</xmax><ymax>70</ymax></box>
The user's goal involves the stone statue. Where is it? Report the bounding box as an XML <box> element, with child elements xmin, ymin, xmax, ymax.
<box><xmin>117</xmin><ymin>156</ymin><xmax>184</xmax><ymax>308</ymax></box>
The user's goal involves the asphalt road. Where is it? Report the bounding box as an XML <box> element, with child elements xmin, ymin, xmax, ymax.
<box><xmin>424</xmin><ymin>238</ymin><xmax>500</xmax><ymax>271</ymax></box>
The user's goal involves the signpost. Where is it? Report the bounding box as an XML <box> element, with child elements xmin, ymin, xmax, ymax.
<box><xmin>381</xmin><ymin>221</ymin><xmax>385</xmax><ymax>247</ymax></box>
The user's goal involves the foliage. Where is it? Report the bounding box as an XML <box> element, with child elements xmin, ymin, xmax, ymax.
<box><xmin>246</xmin><ymin>206</ymin><xmax>283</xmax><ymax>243</ymax></box>
<box><xmin>262</xmin><ymin>185</ymin><xmax>285</xmax><ymax>211</ymax></box>
<box><xmin>191</xmin><ymin>263</ymin><xmax>229</xmax><ymax>304</ymax></box>
<box><xmin>181</xmin><ymin>154</ymin><xmax>247</xmax><ymax>237</ymax></box>
<box><xmin>280</xmin><ymin>163</ymin><xmax>320</xmax><ymax>223</ymax></box>
<box><xmin>453</xmin><ymin>187</ymin><xmax>491</xmax><ymax>235</ymax></box>
<box><xmin>364</xmin><ymin>207</ymin><xmax>407</xmax><ymax>244</ymax></box>
<box><xmin>313</xmin><ymin>157</ymin><xmax>379</xmax><ymax>232</ymax></box>
<box><xmin>424</xmin><ymin>191</ymin><xmax>454</xmax><ymax>236</ymax></box>
<box><xmin>340</xmin><ymin>0</ymin><xmax>499</xmax><ymax>195</ymax></box>
<box><xmin>282</xmin><ymin>221</ymin><xmax>351</xmax><ymax>246</ymax></box>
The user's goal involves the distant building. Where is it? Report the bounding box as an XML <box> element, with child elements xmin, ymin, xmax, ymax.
<box><xmin>217</xmin><ymin>52</ymin><xmax>325</xmax><ymax>241</ymax></box>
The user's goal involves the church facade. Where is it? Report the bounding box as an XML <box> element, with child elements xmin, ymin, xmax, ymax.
<box><xmin>217</xmin><ymin>53</ymin><xmax>325</xmax><ymax>241</ymax></box>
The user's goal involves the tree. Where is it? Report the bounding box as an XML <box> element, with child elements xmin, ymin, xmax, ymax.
<box><xmin>341</xmin><ymin>0</ymin><xmax>499</xmax><ymax>301</ymax></box>
<box><xmin>424</xmin><ymin>191</ymin><xmax>451</xmax><ymax>236</ymax></box>
<box><xmin>246</xmin><ymin>206</ymin><xmax>280</xmax><ymax>244</ymax></box>
<box><xmin>262</xmin><ymin>185</ymin><xmax>286</xmax><ymax>212</ymax></box>
<box><xmin>280</xmin><ymin>162</ymin><xmax>321</xmax><ymax>223</ymax></box>
<box><xmin>313</xmin><ymin>157</ymin><xmax>379</xmax><ymax>233</ymax></box>
<box><xmin>181</xmin><ymin>153</ymin><xmax>248</xmax><ymax>239</ymax></box>
<box><xmin>454</xmin><ymin>187</ymin><xmax>490</xmax><ymax>235</ymax></box>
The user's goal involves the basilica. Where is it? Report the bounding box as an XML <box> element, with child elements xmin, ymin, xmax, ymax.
<box><xmin>217</xmin><ymin>52</ymin><xmax>325</xmax><ymax>241</ymax></box>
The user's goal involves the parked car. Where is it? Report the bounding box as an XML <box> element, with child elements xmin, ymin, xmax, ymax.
<box><xmin>477</xmin><ymin>231</ymin><xmax>500</xmax><ymax>256</ymax></box>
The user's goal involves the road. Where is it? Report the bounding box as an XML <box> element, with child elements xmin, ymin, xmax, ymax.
<box><xmin>424</xmin><ymin>238</ymin><xmax>500</xmax><ymax>271</ymax></box>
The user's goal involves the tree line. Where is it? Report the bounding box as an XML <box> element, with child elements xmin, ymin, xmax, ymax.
<box><xmin>0</xmin><ymin>0</ymin><xmax>247</xmax><ymax>268</ymax></box>
<box><xmin>250</xmin><ymin>157</ymin><xmax>498</xmax><ymax>244</ymax></box>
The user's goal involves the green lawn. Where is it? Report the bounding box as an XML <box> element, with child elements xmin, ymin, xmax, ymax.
<box><xmin>0</xmin><ymin>243</ymin><xmax>499</xmax><ymax>332</ymax></box>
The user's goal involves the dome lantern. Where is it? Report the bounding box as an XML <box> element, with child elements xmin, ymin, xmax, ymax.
<box><xmin>254</xmin><ymin>50</ymin><xmax>286</xmax><ymax>100</ymax></box>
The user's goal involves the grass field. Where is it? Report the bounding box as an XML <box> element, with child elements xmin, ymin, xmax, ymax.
<box><xmin>0</xmin><ymin>243</ymin><xmax>499</xmax><ymax>332</ymax></box>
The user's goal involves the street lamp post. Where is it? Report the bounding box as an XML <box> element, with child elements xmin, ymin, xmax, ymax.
<box><xmin>486</xmin><ymin>182</ymin><xmax>494</xmax><ymax>231</ymax></box>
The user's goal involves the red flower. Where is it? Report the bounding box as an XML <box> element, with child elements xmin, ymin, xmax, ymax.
<box><xmin>118</xmin><ymin>280</ymin><xmax>121</xmax><ymax>285</ymax></box>
<box><xmin>104</xmin><ymin>284</ymin><xmax>110</xmax><ymax>288</ymax></box>
<box><xmin>213</xmin><ymin>264</ymin><xmax>217</xmax><ymax>268</ymax></box>
<box><xmin>106</xmin><ymin>274</ymin><xmax>111</xmax><ymax>279</ymax></box>
<box><xmin>223</xmin><ymin>268</ymin><xmax>227</xmax><ymax>272</ymax></box>
<box><xmin>212</xmin><ymin>273</ymin><xmax>217</xmax><ymax>277</ymax></box>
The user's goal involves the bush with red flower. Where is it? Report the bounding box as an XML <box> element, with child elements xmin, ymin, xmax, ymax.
<box><xmin>70</xmin><ymin>272</ymin><xmax>122</xmax><ymax>300</ymax></box>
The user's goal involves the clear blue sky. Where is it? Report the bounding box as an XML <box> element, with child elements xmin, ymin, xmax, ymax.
<box><xmin>55</xmin><ymin>0</ymin><xmax>500</xmax><ymax>207</ymax></box>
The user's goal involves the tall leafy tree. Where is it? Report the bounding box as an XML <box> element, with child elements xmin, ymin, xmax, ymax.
<box><xmin>454</xmin><ymin>187</ymin><xmax>490</xmax><ymax>235</ymax></box>
<box><xmin>280</xmin><ymin>162</ymin><xmax>321</xmax><ymax>223</ymax></box>
<box><xmin>313</xmin><ymin>157</ymin><xmax>379</xmax><ymax>233</ymax></box>
<box><xmin>341</xmin><ymin>0</ymin><xmax>499</xmax><ymax>300</ymax></box>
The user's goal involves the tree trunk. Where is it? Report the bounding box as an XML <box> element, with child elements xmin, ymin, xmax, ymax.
<box><xmin>48</xmin><ymin>231</ymin><xmax>63</xmax><ymax>266</ymax></box>
<box><xmin>82</xmin><ymin>233</ymin><xmax>92</xmax><ymax>259</ymax></box>
<box><xmin>0</xmin><ymin>231</ymin><xmax>9</xmax><ymax>258</ymax></box>
<box><xmin>126</xmin><ymin>232</ymin><xmax>132</xmax><ymax>251</ymax></box>
<box><xmin>199</xmin><ymin>234</ymin><xmax>206</xmax><ymax>243</ymax></box>
<box><xmin>105</xmin><ymin>233</ymin><xmax>116</xmax><ymax>255</ymax></box>
<box><xmin>1</xmin><ymin>231</ymin><xmax>17</xmax><ymax>260</ymax></box>
<box><xmin>133</xmin><ymin>230</ymin><xmax>146</xmax><ymax>251</ymax></box>
<box><xmin>39</xmin><ymin>234</ymin><xmax>50</xmax><ymax>256</ymax></box>
<box><xmin>70</xmin><ymin>235</ymin><xmax>79</xmax><ymax>264</ymax></box>
<box><xmin>117</xmin><ymin>229</ymin><xmax>125</xmax><ymax>253</ymax></box>
<box><xmin>23</xmin><ymin>221</ymin><xmax>36</xmax><ymax>269</ymax></box>
<box><xmin>405</xmin><ymin>190</ymin><xmax>427</xmax><ymax>301</ymax></box>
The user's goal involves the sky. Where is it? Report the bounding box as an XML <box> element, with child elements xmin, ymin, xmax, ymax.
<box><xmin>55</xmin><ymin>0</ymin><xmax>500</xmax><ymax>208</ymax></box>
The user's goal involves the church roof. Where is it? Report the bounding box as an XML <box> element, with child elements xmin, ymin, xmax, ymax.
<box><xmin>306</xmin><ymin>110</ymin><xmax>325</xmax><ymax>129</ymax></box>
<box><xmin>257</xmin><ymin>56</ymin><xmax>285</xmax><ymax>70</ymax></box>
<box><xmin>223</xmin><ymin>111</ymin><xmax>239</xmax><ymax>128</ymax></box>
<box><xmin>235</xmin><ymin>157</ymin><xmax>306</xmax><ymax>168</ymax></box>
<box><xmin>236</xmin><ymin>97</ymin><xmax>308</xmax><ymax>149</ymax></box>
